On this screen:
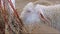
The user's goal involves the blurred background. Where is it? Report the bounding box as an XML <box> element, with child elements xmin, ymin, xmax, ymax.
<box><xmin>16</xmin><ymin>0</ymin><xmax>60</xmax><ymax>14</ymax></box>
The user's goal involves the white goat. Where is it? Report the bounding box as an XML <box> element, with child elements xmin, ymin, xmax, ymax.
<box><xmin>20</xmin><ymin>2</ymin><xmax>60</xmax><ymax>33</ymax></box>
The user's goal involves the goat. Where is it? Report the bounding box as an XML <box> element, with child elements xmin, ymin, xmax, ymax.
<box><xmin>20</xmin><ymin>2</ymin><xmax>60</xmax><ymax>33</ymax></box>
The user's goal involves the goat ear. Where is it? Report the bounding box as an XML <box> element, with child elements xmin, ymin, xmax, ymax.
<box><xmin>39</xmin><ymin>11</ymin><xmax>50</xmax><ymax>25</ymax></box>
<box><xmin>35</xmin><ymin>4</ymin><xmax>50</xmax><ymax>25</ymax></box>
<box><xmin>37</xmin><ymin>8</ymin><xmax>50</xmax><ymax>25</ymax></box>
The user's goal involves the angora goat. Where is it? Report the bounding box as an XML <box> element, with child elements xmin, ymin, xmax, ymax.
<box><xmin>20</xmin><ymin>2</ymin><xmax>60</xmax><ymax>33</ymax></box>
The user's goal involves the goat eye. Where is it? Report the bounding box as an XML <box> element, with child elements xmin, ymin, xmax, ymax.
<box><xmin>27</xmin><ymin>10</ymin><xmax>31</xmax><ymax>13</ymax></box>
